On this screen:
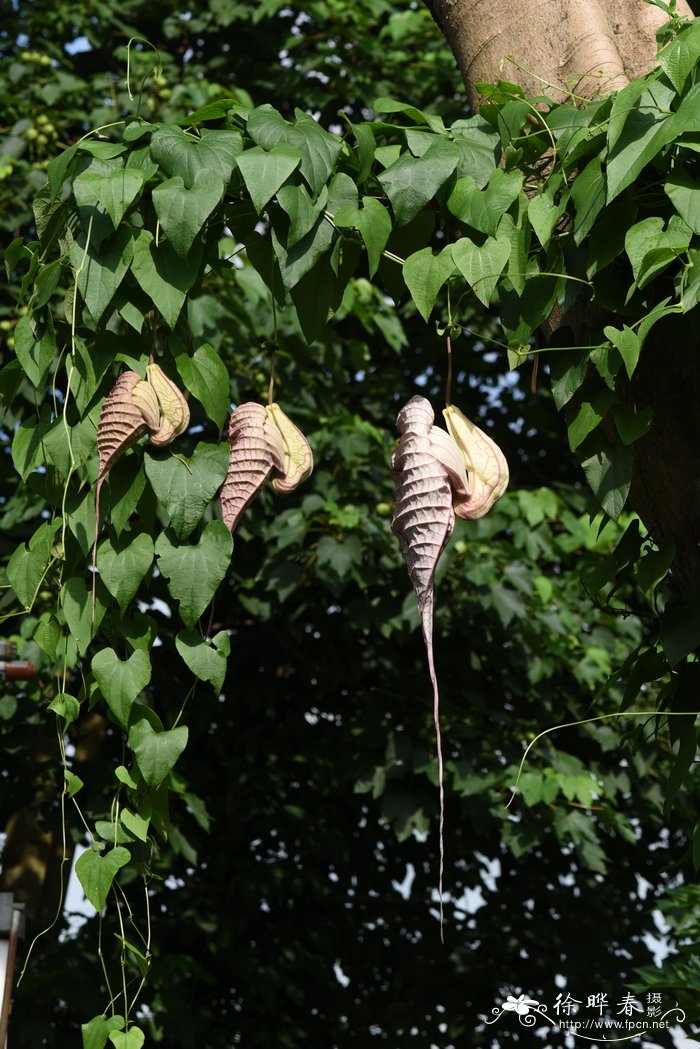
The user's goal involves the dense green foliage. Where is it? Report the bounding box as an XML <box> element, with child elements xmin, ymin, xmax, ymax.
<box><xmin>1</xmin><ymin>2</ymin><xmax>700</xmax><ymax>1046</ymax></box>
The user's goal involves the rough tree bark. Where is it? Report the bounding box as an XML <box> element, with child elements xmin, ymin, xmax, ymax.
<box><xmin>425</xmin><ymin>0</ymin><xmax>694</xmax><ymax>104</ymax></box>
<box><xmin>425</xmin><ymin>0</ymin><xmax>700</xmax><ymax>599</ymax></box>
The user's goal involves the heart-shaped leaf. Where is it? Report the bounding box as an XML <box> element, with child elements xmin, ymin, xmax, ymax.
<box><xmin>71</xmin><ymin>226</ymin><xmax>134</xmax><ymax>324</ymax></box>
<box><xmin>96</xmin><ymin>532</ymin><xmax>154</xmax><ymax>613</ymax></box>
<box><xmin>120</xmin><ymin>809</ymin><xmax>150</xmax><ymax>842</ymax></box>
<box><xmin>92</xmin><ymin>647</ymin><xmax>151</xmax><ymax>728</ymax></box>
<box><xmin>613</xmin><ymin>404</ymin><xmax>654</xmax><ymax>445</ymax></box>
<box><xmin>152</xmin><ymin>170</ymin><xmax>224</xmax><ymax>257</ymax></box>
<box><xmin>150</xmin><ymin>126</ymin><xmax>243</xmax><ymax>187</ymax></box>
<box><xmin>604</xmin><ymin>323</ymin><xmax>642</xmax><ymax>380</ymax></box>
<box><xmin>155</xmin><ymin>520</ymin><xmax>232</xmax><ymax>628</ymax></box>
<box><xmin>176</xmin><ymin>629</ymin><xmax>230</xmax><ymax>692</ymax></box>
<box><xmin>145</xmin><ymin>442</ymin><xmax>229</xmax><ymax>540</ymax></box>
<box><xmin>131</xmin><ymin>229</ymin><xmax>201</xmax><ymax>330</ymax></box>
<box><xmin>73</xmin><ymin>169</ymin><xmax>146</xmax><ymax>230</ymax></box>
<box><xmin>334</xmin><ymin>196</ymin><xmax>391</xmax><ymax>277</ymax></box>
<box><xmin>75</xmin><ymin>846</ymin><xmax>131</xmax><ymax>911</ymax></box>
<box><xmin>452</xmin><ymin>234</ymin><xmax>511</xmax><ymax>307</ymax></box>
<box><xmin>81</xmin><ymin>1014</ymin><xmax>125</xmax><ymax>1049</ymax></box>
<box><xmin>236</xmin><ymin>143</ymin><xmax>301</xmax><ymax>213</ymax></box>
<box><xmin>7</xmin><ymin>520</ymin><xmax>58</xmax><ymax>609</ymax></box>
<box><xmin>172</xmin><ymin>343</ymin><xmax>230</xmax><ymax>430</ymax></box>
<box><xmin>403</xmin><ymin>246</ymin><xmax>455</xmax><ymax>322</ymax></box>
<box><xmin>61</xmin><ymin>577</ymin><xmax>106</xmax><ymax>656</ymax></box>
<box><xmin>128</xmin><ymin>719</ymin><xmax>188</xmax><ymax>788</ymax></box>
<box><xmin>109</xmin><ymin>1028</ymin><xmax>145</xmax><ymax>1049</ymax></box>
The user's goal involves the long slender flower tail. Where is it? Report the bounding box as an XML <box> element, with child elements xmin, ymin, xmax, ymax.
<box><xmin>418</xmin><ymin>586</ymin><xmax>446</xmax><ymax>942</ymax></box>
<box><xmin>221</xmin><ymin>402</ymin><xmax>284</xmax><ymax>531</ymax></box>
<box><xmin>391</xmin><ymin>395</ymin><xmax>457</xmax><ymax>940</ymax></box>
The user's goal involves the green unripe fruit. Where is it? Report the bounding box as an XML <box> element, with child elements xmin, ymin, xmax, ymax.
<box><xmin>354</xmin><ymin>278</ymin><xmax>373</xmax><ymax>305</ymax></box>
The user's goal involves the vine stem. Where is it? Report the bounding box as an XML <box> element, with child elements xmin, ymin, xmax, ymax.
<box><xmin>268</xmin><ymin>348</ymin><xmax>277</xmax><ymax>405</ymax></box>
<box><xmin>445</xmin><ymin>332</ymin><xmax>453</xmax><ymax>408</ymax></box>
<box><xmin>506</xmin><ymin>708</ymin><xmax>700</xmax><ymax>808</ymax></box>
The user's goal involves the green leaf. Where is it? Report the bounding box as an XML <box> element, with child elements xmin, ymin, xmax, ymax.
<box><xmin>75</xmin><ymin>846</ymin><xmax>131</xmax><ymax>911</ymax></box>
<box><xmin>290</xmin><ymin>111</ymin><xmax>343</xmax><ymax>196</ymax></box>
<box><xmin>71</xmin><ymin>226</ymin><xmax>134</xmax><ymax>324</ymax></box>
<box><xmin>128</xmin><ymin>719</ymin><xmax>189</xmax><ymax>788</ymax></box>
<box><xmin>65</xmin><ymin>771</ymin><xmax>84</xmax><ymax>797</ymax></box>
<box><xmin>96</xmin><ymin>532</ymin><xmax>155</xmax><ymax>613</ymax></box>
<box><xmin>378</xmin><ymin>140</ymin><xmax>460</xmax><ymax>226</ymax></box>
<box><xmin>528</xmin><ymin>189</ymin><xmax>566</xmax><ymax>250</ymax></box>
<box><xmin>372</xmin><ymin>97</ymin><xmax>446</xmax><ymax>134</ymax></box>
<box><xmin>47</xmin><ymin>143</ymin><xmax>79</xmax><ymax>200</ymax></box>
<box><xmin>447</xmin><ymin>169</ymin><xmax>522</xmax><ymax>237</ymax></box>
<box><xmin>452</xmin><ymin>234</ymin><xmax>510</xmax><ymax>307</ymax></box>
<box><xmin>661</xmin><ymin>594</ymin><xmax>700</xmax><ymax>667</ymax></box>
<box><xmin>334</xmin><ymin>197</ymin><xmax>392</xmax><ymax>278</ymax></box>
<box><xmin>107</xmin><ymin>459</ymin><xmax>148</xmax><ymax>537</ymax></box>
<box><xmin>115</xmin><ymin>765</ymin><xmax>139</xmax><ymax>789</ymax></box>
<box><xmin>316</xmin><ymin>534</ymin><xmax>363</xmax><ymax>579</ymax></box>
<box><xmin>145</xmin><ymin>441</ymin><xmax>229</xmax><ymax>540</ymax></box>
<box><xmin>34</xmin><ymin>614</ymin><xmax>61</xmax><ymax>661</ymax></box>
<box><xmin>570</xmin><ymin>155</ymin><xmax>605</xmax><ymax>244</ymax></box>
<box><xmin>131</xmin><ymin>228</ymin><xmax>201</xmax><ymax>329</ymax></box>
<box><xmin>450</xmin><ymin>116</ymin><xmax>500</xmax><ymax>187</ymax></box>
<box><xmin>120</xmin><ymin>810</ymin><xmax>150</xmax><ymax>843</ymax></box>
<box><xmin>92</xmin><ymin>647</ymin><xmax>151</xmax><ymax>728</ymax></box>
<box><xmin>657</xmin><ymin>17</ymin><xmax>700</xmax><ymax>93</ymax></box>
<box><xmin>580</xmin><ymin>441</ymin><xmax>633</xmax><ymax>521</ymax></box>
<box><xmin>290</xmin><ymin>252</ymin><xmax>347</xmax><ymax>343</ymax></box>
<box><xmin>70</xmin><ymin>333</ymin><xmax>116</xmax><ymax>414</ymax></box>
<box><xmin>150</xmin><ymin>126</ymin><xmax>243</xmax><ymax>188</ymax></box>
<box><xmin>62</xmin><ymin>487</ymin><xmax>95</xmax><ymax>560</ymax></box>
<box><xmin>665</xmin><ymin>171</ymin><xmax>700</xmax><ymax>234</ymax></box>
<box><xmin>109</xmin><ymin>1029</ymin><xmax>145</xmax><ymax>1049</ymax></box>
<box><xmin>155</xmin><ymin>520</ymin><xmax>232</xmax><ymax>628</ymax></box>
<box><xmin>612</xmin><ymin>404</ymin><xmax>654</xmax><ymax>445</ymax></box>
<box><xmin>14</xmin><ymin>311</ymin><xmax>55</xmax><ymax>387</ymax></box>
<box><xmin>176</xmin><ymin>629</ymin><xmax>230</xmax><ymax>693</ymax></box>
<box><xmin>277</xmin><ymin>183</ymin><xmax>328</xmax><ymax>249</ymax></box>
<box><xmin>566</xmin><ymin>384</ymin><xmax>614</xmax><ymax>452</ymax></box>
<box><xmin>247</xmin><ymin>106</ymin><xmax>342</xmax><ymax>196</ymax></box>
<box><xmin>73</xmin><ymin>169</ymin><xmax>145</xmax><ymax>231</ymax></box>
<box><xmin>172</xmin><ymin>343</ymin><xmax>230</xmax><ymax>430</ymax></box>
<box><xmin>271</xmin><ymin>173</ymin><xmax>354</xmax><ymax>292</ymax></box>
<box><xmin>47</xmin><ymin>693</ymin><xmax>80</xmax><ymax>726</ymax></box>
<box><xmin>61</xmin><ymin>577</ymin><xmax>106</xmax><ymax>657</ymax></box>
<box><xmin>81</xmin><ymin>1014</ymin><xmax>125</xmax><ymax>1049</ymax></box>
<box><xmin>402</xmin><ymin>245</ymin><xmax>455</xmax><ymax>321</ymax></box>
<box><xmin>606</xmin><ymin>79</ymin><xmax>677</xmax><ymax>203</ymax></box>
<box><xmin>625</xmin><ymin>216</ymin><xmax>691</xmax><ymax>292</ymax></box>
<box><xmin>7</xmin><ymin>520</ymin><xmax>58</xmax><ymax>609</ymax></box>
<box><xmin>152</xmin><ymin>170</ymin><xmax>224</xmax><ymax>257</ymax></box>
<box><xmin>236</xmin><ymin>144</ymin><xmax>302</xmax><ymax>214</ymax></box>
<box><xmin>603</xmin><ymin>324</ymin><xmax>642</xmax><ymax>380</ymax></box>
<box><xmin>11</xmin><ymin>407</ymin><xmax>51</xmax><ymax>480</ymax></box>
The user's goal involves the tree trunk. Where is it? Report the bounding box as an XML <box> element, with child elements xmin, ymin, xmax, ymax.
<box><xmin>426</xmin><ymin>0</ymin><xmax>694</xmax><ymax>105</ymax></box>
<box><xmin>425</xmin><ymin>0</ymin><xmax>700</xmax><ymax>598</ymax></box>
